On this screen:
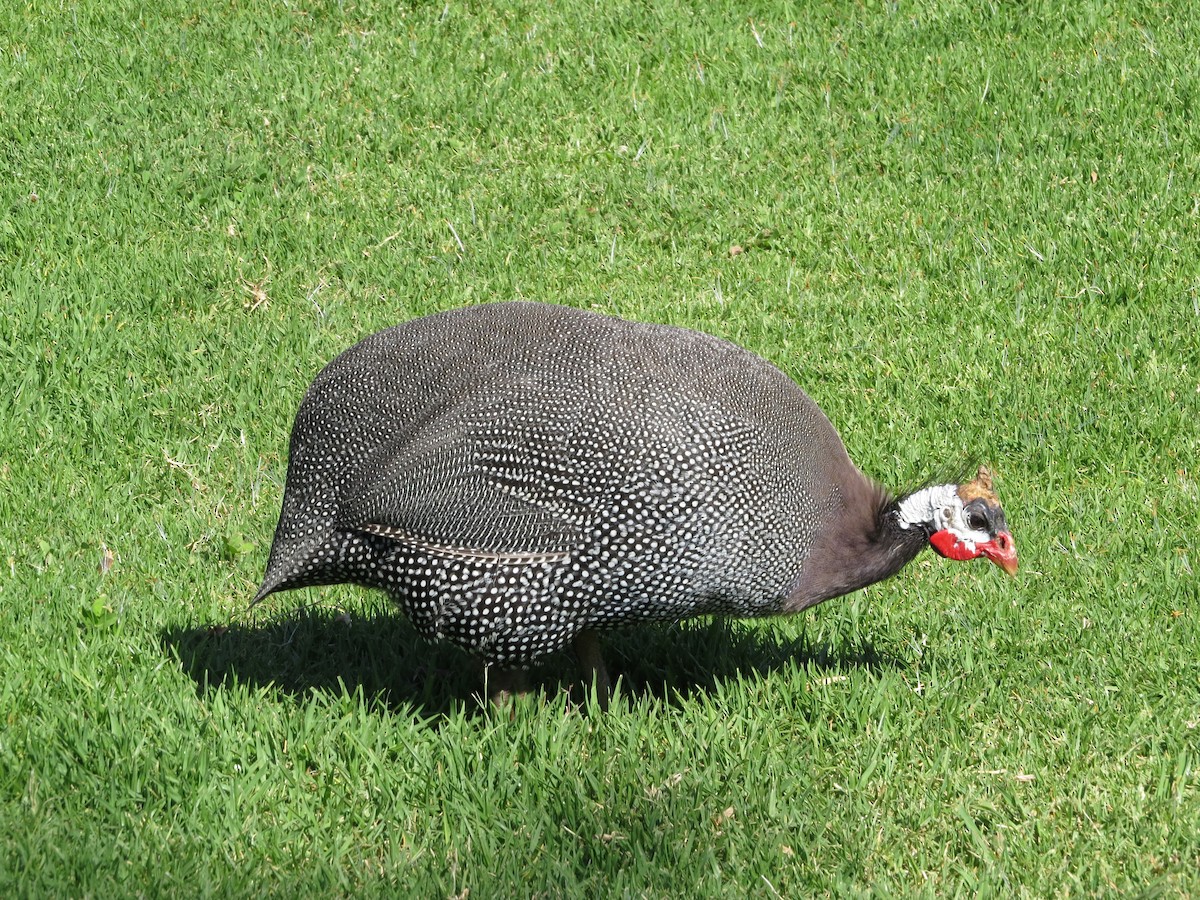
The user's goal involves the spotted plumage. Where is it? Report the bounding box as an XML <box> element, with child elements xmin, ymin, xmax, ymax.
<box><xmin>256</xmin><ymin>302</ymin><xmax>1017</xmax><ymax>694</ymax></box>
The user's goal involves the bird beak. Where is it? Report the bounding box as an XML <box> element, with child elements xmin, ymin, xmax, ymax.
<box><xmin>980</xmin><ymin>532</ymin><xmax>1018</xmax><ymax>576</ymax></box>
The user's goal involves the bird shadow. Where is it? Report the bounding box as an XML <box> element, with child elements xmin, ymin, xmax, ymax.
<box><xmin>161</xmin><ymin>601</ymin><xmax>905</xmax><ymax>725</ymax></box>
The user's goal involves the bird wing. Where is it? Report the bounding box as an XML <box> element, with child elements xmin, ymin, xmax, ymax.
<box><xmin>335</xmin><ymin>422</ymin><xmax>585</xmax><ymax>561</ymax></box>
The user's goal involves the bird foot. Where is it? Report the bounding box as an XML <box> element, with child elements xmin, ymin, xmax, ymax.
<box><xmin>483</xmin><ymin>664</ymin><xmax>530</xmax><ymax>709</ymax></box>
<box><xmin>574</xmin><ymin>629</ymin><xmax>611</xmax><ymax>711</ymax></box>
<box><xmin>482</xmin><ymin>632</ymin><xmax>613</xmax><ymax>712</ymax></box>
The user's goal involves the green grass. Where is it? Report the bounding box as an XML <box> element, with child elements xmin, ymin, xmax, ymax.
<box><xmin>2</xmin><ymin>0</ymin><xmax>1198</xmax><ymax>894</ymax></box>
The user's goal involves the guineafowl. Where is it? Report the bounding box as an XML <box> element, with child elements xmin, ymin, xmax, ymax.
<box><xmin>255</xmin><ymin>302</ymin><xmax>1017</xmax><ymax>704</ymax></box>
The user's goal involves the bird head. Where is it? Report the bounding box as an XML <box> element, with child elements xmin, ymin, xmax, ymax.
<box><xmin>898</xmin><ymin>466</ymin><xmax>1018</xmax><ymax>575</ymax></box>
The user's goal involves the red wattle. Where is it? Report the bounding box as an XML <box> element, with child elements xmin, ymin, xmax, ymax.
<box><xmin>930</xmin><ymin>529</ymin><xmax>979</xmax><ymax>561</ymax></box>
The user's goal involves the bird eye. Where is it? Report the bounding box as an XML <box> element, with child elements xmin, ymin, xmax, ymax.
<box><xmin>968</xmin><ymin>511</ymin><xmax>989</xmax><ymax>532</ymax></box>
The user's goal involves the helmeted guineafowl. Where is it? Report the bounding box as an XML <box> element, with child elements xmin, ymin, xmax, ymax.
<box><xmin>255</xmin><ymin>302</ymin><xmax>1017</xmax><ymax>704</ymax></box>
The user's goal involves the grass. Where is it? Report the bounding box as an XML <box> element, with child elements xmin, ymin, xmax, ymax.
<box><xmin>1</xmin><ymin>0</ymin><xmax>1198</xmax><ymax>894</ymax></box>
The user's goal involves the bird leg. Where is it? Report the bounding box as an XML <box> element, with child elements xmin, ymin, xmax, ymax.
<box><xmin>574</xmin><ymin>629</ymin><xmax>611</xmax><ymax>710</ymax></box>
<box><xmin>483</xmin><ymin>664</ymin><xmax>530</xmax><ymax>708</ymax></box>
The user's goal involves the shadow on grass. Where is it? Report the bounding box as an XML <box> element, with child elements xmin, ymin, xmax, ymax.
<box><xmin>161</xmin><ymin>601</ymin><xmax>903</xmax><ymax>724</ymax></box>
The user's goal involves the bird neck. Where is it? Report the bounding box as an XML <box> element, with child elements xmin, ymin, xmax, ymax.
<box><xmin>784</xmin><ymin>486</ymin><xmax>928</xmax><ymax>612</ymax></box>
<box><xmin>895</xmin><ymin>484</ymin><xmax>960</xmax><ymax>535</ymax></box>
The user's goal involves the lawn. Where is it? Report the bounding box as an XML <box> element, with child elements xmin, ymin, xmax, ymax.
<box><xmin>1</xmin><ymin>0</ymin><xmax>1197</xmax><ymax>895</ymax></box>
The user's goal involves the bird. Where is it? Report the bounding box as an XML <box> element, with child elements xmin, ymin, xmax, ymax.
<box><xmin>254</xmin><ymin>301</ymin><xmax>1017</xmax><ymax>706</ymax></box>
